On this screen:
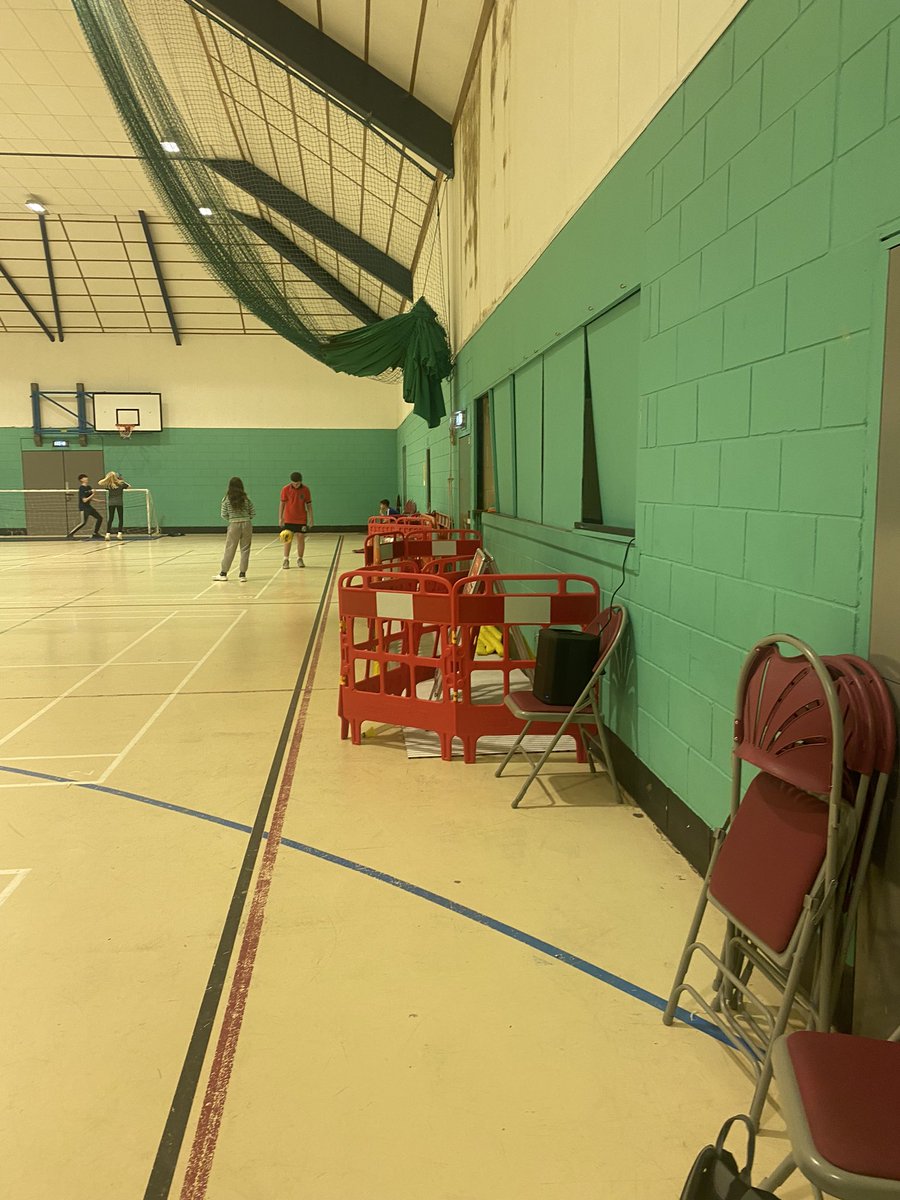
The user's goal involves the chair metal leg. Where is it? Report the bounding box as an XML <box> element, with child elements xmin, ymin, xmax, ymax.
<box><xmin>663</xmin><ymin>834</ymin><xmax>726</xmax><ymax>1025</ymax></box>
<box><xmin>511</xmin><ymin>722</ymin><xmax>570</xmax><ymax>808</ymax></box>
<box><xmin>495</xmin><ymin>721</ymin><xmax>530</xmax><ymax>778</ymax></box>
<box><xmin>759</xmin><ymin>1154</ymin><xmax>796</xmax><ymax>1190</ymax></box>
<box><xmin>748</xmin><ymin>905</ymin><xmax>818</xmax><ymax>1128</ymax></box>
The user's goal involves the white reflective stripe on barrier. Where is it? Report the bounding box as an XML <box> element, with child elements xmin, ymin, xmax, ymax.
<box><xmin>503</xmin><ymin>595</ymin><xmax>552</xmax><ymax>625</ymax></box>
<box><xmin>432</xmin><ymin>541</ymin><xmax>457</xmax><ymax>556</ymax></box>
<box><xmin>375</xmin><ymin>591</ymin><xmax>415</xmax><ymax>620</ymax></box>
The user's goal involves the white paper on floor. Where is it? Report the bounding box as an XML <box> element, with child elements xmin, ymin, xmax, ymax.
<box><xmin>403</xmin><ymin>667</ymin><xmax>579</xmax><ymax>760</ymax></box>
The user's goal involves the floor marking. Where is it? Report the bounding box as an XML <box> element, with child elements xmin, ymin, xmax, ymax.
<box><xmin>252</xmin><ymin>562</ymin><xmax>290</xmax><ymax>600</ymax></box>
<box><xmin>0</xmin><ymin>612</ymin><xmax>177</xmax><ymax>749</ymax></box>
<box><xmin>142</xmin><ymin>536</ymin><xmax>344</xmax><ymax>1200</ymax></box>
<box><xmin>0</xmin><ymin>753</ymin><xmax>117</xmax><ymax>760</ymax></box>
<box><xmin>96</xmin><ymin>612</ymin><xmax>247</xmax><ymax>784</ymax></box>
<box><xmin>0</xmin><ymin>780</ymin><xmax>72</xmax><ymax>789</ymax></box>
<box><xmin>180</xmin><ymin>533</ymin><xmax>341</xmax><ymax>1200</ymax></box>
<box><xmin>0</xmin><ymin>868</ymin><xmax>30</xmax><ymax>908</ymax></box>
<box><xmin>0</xmin><ymin>757</ymin><xmax>727</xmax><ymax>1045</ymax></box>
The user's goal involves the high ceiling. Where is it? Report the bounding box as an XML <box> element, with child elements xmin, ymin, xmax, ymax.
<box><xmin>0</xmin><ymin>0</ymin><xmax>489</xmax><ymax>338</ymax></box>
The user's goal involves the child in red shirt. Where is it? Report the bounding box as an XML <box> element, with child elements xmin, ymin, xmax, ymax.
<box><xmin>279</xmin><ymin>471</ymin><xmax>314</xmax><ymax>568</ymax></box>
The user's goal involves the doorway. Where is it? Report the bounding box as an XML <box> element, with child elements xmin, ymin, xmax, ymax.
<box><xmin>21</xmin><ymin>448</ymin><xmax>105</xmax><ymax>536</ymax></box>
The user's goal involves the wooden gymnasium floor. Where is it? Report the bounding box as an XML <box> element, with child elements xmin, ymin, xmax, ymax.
<box><xmin>0</xmin><ymin>535</ymin><xmax>817</xmax><ymax>1199</ymax></box>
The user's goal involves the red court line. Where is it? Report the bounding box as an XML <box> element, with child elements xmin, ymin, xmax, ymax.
<box><xmin>179</xmin><ymin>563</ymin><xmax>340</xmax><ymax>1199</ymax></box>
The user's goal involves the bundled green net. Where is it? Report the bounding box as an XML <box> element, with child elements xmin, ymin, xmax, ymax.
<box><xmin>72</xmin><ymin>0</ymin><xmax>452</xmax><ymax>425</ymax></box>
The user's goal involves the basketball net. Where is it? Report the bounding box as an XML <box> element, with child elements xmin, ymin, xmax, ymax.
<box><xmin>116</xmin><ymin>424</ymin><xmax>134</xmax><ymax>439</ymax></box>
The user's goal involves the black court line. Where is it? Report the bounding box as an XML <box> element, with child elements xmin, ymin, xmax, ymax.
<box><xmin>142</xmin><ymin>536</ymin><xmax>343</xmax><ymax>1200</ymax></box>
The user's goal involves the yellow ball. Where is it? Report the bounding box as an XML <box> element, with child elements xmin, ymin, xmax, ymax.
<box><xmin>279</xmin><ymin>528</ymin><xmax>293</xmax><ymax>543</ymax></box>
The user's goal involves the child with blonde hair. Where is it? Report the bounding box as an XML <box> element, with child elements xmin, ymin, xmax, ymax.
<box><xmin>98</xmin><ymin>470</ymin><xmax>129</xmax><ymax>540</ymax></box>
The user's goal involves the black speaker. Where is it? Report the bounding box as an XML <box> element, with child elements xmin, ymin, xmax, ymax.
<box><xmin>533</xmin><ymin>627</ymin><xmax>600</xmax><ymax>706</ymax></box>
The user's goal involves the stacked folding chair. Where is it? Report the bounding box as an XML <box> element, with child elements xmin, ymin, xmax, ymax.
<box><xmin>663</xmin><ymin>634</ymin><xmax>896</xmax><ymax>1128</ymax></box>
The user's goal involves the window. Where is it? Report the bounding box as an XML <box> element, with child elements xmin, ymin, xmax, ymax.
<box><xmin>580</xmin><ymin>291</ymin><xmax>640</xmax><ymax>535</ymax></box>
<box><xmin>475</xmin><ymin>393</ymin><xmax>496</xmax><ymax>511</ymax></box>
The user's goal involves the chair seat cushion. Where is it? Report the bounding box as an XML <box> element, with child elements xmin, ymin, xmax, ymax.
<box><xmin>788</xmin><ymin>1031</ymin><xmax>900</xmax><ymax>1180</ymax></box>
<box><xmin>504</xmin><ymin>689</ymin><xmax>591</xmax><ymax>720</ymax></box>
<box><xmin>709</xmin><ymin>773</ymin><xmax>827</xmax><ymax>954</ymax></box>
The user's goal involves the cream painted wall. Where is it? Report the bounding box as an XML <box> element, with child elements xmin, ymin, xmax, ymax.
<box><xmin>0</xmin><ymin>334</ymin><xmax>401</xmax><ymax>429</ymax></box>
<box><xmin>447</xmin><ymin>0</ymin><xmax>748</xmax><ymax>348</ymax></box>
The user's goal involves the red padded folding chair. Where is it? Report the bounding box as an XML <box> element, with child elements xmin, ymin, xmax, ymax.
<box><xmin>760</xmin><ymin>1025</ymin><xmax>900</xmax><ymax>1198</ymax></box>
<box><xmin>663</xmin><ymin>635</ymin><xmax>872</xmax><ymax>1127</ymax></box>
<box><xmin>494</xmin><ymin>605</ymin><xmax>628</xmax><ymax>809</ymax></box>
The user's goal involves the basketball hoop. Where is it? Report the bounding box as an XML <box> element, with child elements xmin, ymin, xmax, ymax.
<box><xmin>116</xmin><ymin>424</ymin><xmax>134</xmax><ymax>439</ymax></box>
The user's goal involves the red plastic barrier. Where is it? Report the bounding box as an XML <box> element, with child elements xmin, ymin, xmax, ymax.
<box><xmin>450</xmin><ymin>574</ymin><xmax>601</xmax><ymax>762</ymax></box>
<box><xmin>338</xmin><ymin>569</ymin><xmax>458</xmax><ymax>756</ymax></box>
<box><xmin>367</xmin><ymin>514</ymin><xmax>434</xmax><ymax>535</ymax></box>
<box><xmin>337</xmin><ymin>569</ymin><xmax>601</xmax><ymax>763</ymax></box>
<box><xmin>363</xmin><ymin>527</ymin><xmax>481</xmax><ymax>568</ymax></box>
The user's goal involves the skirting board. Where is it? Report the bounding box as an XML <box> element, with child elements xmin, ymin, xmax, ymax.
<box><xmin>606</xmin><ymin>728</ymin><xmax>714</xmax><ymax>875</ymax></box>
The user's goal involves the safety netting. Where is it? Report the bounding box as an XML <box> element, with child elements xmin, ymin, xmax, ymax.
<box><xmin>72</xmin><ymin>0</ymin><xmax>452</xmax><ymax>426</ymax></box>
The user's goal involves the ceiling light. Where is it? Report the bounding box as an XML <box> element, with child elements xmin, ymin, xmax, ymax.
<box><xmin>198</xmin><ymin>206</ymin><xmax>213</xmax><ymax>217</ymax></box>
<box><xmin>160</xmin><ymin>140</ymin><xmax>180</xmax><ymax>154</ymax></box>
<box><xmin>25</xmin><ymin>199</ymin><xmax>46</xmax><ymax>214</ymax></box>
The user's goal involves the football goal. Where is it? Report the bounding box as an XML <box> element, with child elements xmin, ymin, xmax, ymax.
<box><xmin>0</xmin><ymin>489</ymin><xmax>161</xmax><ymax>538</ymax></box>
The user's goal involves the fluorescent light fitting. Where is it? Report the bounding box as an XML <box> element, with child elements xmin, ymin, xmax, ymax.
<box><xmin>198</xmin><ymin>206</ymin><xmax>213</xmax><ymax>217</ymax></box>
<box><xmin>160</xmin><ymin>140</ymin><xmax>180</xmax><ymax>153</ymax></box>
<box><xmin>25</xmin><ymin>199</ymin><xmax>46</xmax><ymax>213</ymax></box>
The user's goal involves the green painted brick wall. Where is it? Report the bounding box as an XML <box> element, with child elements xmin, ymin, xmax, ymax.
<box><xmin>397</xmin><ymin>0</ymin><xmax>899</xmax><ymax>827</ymax></box>
<box><xmin>0</xmin><ymin>427</ymin><xmax>397</xmax><ymax>527</ymax></box>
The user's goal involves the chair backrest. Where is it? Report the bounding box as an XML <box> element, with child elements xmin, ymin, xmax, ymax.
<box><xmin>837</xmin><ymin>655</ymin><xmax>897</xmax><ymax>777</ymax></box>
<box><xmin>736</xmin><ymin>642</ymin><xmax>842</xmax><ymax>796</ymax></box>
<box><xmin>586</xmin><ymin>604</ymin><xmax>628</xmax><ymax>672</ymax></box>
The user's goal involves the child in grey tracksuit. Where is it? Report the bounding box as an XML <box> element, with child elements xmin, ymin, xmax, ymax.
<box><xmin>214</xmin><ymin>477</ymin><xmax>255</xmax><ymax>581</ymax></box>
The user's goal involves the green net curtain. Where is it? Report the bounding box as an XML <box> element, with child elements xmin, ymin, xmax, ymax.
<box><xmin>72</xmin><ymin>0</ymin><xmax>453</xmax><ymax>426</ymax></box>
<box><xmin>323</xmin><ymin>299</ymin><xmax>451</xmax><ymax>427</ymax></box>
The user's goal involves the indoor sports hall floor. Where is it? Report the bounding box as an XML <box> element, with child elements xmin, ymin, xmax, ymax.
<box><xmin>0</xmin><ymin>535</ymin><xmax>817</xmax><ymax>1200</ymax></box>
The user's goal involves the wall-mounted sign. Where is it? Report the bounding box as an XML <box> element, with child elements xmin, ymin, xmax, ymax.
<box><xmin>52</xmin><ymin>439</ymin><xmax>68</xmax><ymax>448</ymax></box>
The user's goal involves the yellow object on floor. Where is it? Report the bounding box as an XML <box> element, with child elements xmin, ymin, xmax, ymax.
<box><xmin>476</xmin><ymin>625</ymin><xmax>504</xmax><ymax>656</ymax></box>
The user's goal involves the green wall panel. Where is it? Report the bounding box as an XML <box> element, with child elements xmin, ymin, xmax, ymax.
<box><xmin>542</xmin><ymin>331</ymin><xmax>584</xmax><ymax>529</ymax></box>
<box><xmin>0</xmin><ymin>426</ymin><xmax>396</xmax><ymax>527</ymax></box>
<box><xmin>586</xmin><ymin>292</ymin><xmax>640</xmax><ymax>530</ymax></box>
<box><xmin>436</xmin><ymin>0</ymin><xmax>892</xmax><ymax>828</ymax></box>
<box><xmin>513</xmin><ymin>359</ymin><xmax>543</xmax><ymax>523</ymax></box>
<box><xmin>491</xmin><ymin>377</ymin><xmax>516</xmax><ymax>516</ymax></box>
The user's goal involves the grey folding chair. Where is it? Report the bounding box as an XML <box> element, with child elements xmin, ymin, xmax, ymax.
<box><xmin>495</xmin><ymin>605</ymin><xmax>627</xmax><ymax>809</ymax></box>
<box><xmin>760</xmin><ymin>1024</ymin><xmax>900</xmax><ymax>1199</ymax></box>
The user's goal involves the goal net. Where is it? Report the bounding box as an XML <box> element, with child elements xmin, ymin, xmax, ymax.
<box><xmin>0</xmin><ymin>489</ymin><xmax>161</xmax><ymax>538</ymax></box>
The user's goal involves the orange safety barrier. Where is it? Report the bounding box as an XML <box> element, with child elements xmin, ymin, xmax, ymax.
<box><xmin>363</xmin><ymin>527</ymin><xmax>481</xmax><ymax>568</ymax></box>
<box><xmin>366</xmin><ymin>514</ymin><xmax>434</xmax><ymax>536</ymax></box>
<box><xmin>337</xmin><ymin>568</ymin><xmax>601</xmax><ymax>763</ymax></box>
<box><xmin>339</xmin><ymin>569</ymin><xmax>458</xmax><ymax>757</ymax></box>
<box><xmin>450</xmin><ymin>573</ymin><xmax>601</xmax><ymax>762</ymax></box>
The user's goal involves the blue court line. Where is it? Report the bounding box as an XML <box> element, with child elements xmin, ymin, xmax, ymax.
<box><xmin>0</xmin><ymin>762</ymin><xmax>727</xmax><ymax>1043</ymax></box>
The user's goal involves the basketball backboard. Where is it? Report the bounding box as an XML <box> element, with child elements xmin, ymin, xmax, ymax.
<box><xmin>92</xmin><ymin>392</ymin><xmax>163</xmax><ymax>432</ymax></box>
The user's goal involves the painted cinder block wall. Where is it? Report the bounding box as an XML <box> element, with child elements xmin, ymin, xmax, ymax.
<box><xmin>399</xmin><ymin>0</ymin><xmax>898</xmax><ymax>827</ymax></box>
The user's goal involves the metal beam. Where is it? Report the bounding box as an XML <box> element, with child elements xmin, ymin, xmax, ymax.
<box><xmin>193</xmin><ymin>0</ymin><xmax>454</xmax><ymax>175</ymax></box>
<box><xmin>230</xmin><ymin>211</ymin><xmax>380</xmax><ymax>326</ymax></box>
<box><xmin>208</xmin><ymin>158</ymin><xmax>413</xmax><ymax>299</ymax></box>
<box><xmin>37</xmin><ymin>213</ymin><xmax>63</xmax><ymax>342</ymax></box>
<box><xmin>0</xmin><ymin>260</ymin><xmax>55</xmax><ymax>341</ymax></box>
<box><xmin>138</xmin><ymin>210</ymin><xmax>182</xmax><ymax>345</ymax></box>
